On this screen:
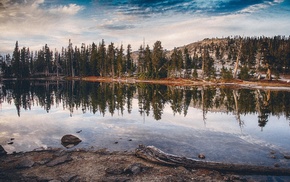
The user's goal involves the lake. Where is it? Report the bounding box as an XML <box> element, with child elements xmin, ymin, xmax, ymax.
<box><xmin>1</xmin><ymin>80</ymin><xmax>290</xmax><ymax>168</ymax></box>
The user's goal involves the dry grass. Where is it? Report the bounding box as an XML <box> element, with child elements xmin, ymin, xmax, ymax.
<box><xmin>76</xmin><ymin>76</ymin><xmax>290</xmax><ymax>88</ymax></box>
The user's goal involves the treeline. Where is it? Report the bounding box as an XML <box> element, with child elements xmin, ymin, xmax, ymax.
<box><xmin>1</xmin><ymin>81</ymin><xmax>290</xmax><ymax>128</ymax></box>
<box><xmin>1</xmin><ymin>36</ymin><xmax>290</xmax><ymax>80</ymax></box>
<box><xmin>0</xmin><ymin>40</ymin><xmax>135</xmax><ymax>78</ymax></box>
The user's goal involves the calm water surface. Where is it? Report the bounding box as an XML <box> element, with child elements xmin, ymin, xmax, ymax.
<box><xmin>0</xmin><ymin>80</ymin><xmax>290</xmax><ymax>168</ymax></box>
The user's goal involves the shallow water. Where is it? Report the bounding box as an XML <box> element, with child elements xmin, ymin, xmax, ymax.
<box><xmin>0</xmin><ymin>80</ymin><xmax>290</xmax><ymax>169</ymax></box>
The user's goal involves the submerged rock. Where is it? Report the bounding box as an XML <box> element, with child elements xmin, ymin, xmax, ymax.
<box><xmin>61</xmin><ymin>134</ymin><xmax>82</xmax><ymax>148</ymax></box>
<box><xmin>0</xmin><ymin>145</ymin><xmax>7</xmax><ymax>156</ymax></box>
<box><xmin>76</xmin><ymin>130</ymin><xmax>82</xmax><ymax>133</ymax></box>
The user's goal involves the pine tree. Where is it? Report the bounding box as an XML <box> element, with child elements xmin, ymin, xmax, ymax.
<box><xmin>98</xmin><ymin>39</ymin><xmax>106</xmax><ymax>77</ymax></box>
<box><xmin>170</xmin><ymin>48</ymin><xmax>178</xmax><ymax>78</ymax></box>
<box><xmin>137</xmin><ymin>45</ymin><xmax>145</xmax><ymax>76</ymax></box>
<box><xmin>20</xmin><ymin>47</ymin><xmax>30</xmax><ymax>77</ymax></box>
<box><xmin>177</xmin><ymin>50</ymin><xmax>183</xmax><ymax>77</ymax></box>
<box><xmin>260</xmin><ymin>40</ymin><xmax>274</xmax><ymax>80</ymax></box>
<box><xmin>67</xmin><ymin>39</ymin><xmax>74</xmax><ymax>77</ymax></box>
<box><xmin>126</xmin><ymin>44</ymin><xmax>133</xmax><ymax>76</ymax></box>
<box><xmin>107</xmin><ymin>42</ymin><xmax>116</xmax><ymax>77</ymax></box>
<box><xmin>202</xmin><ymin>46</ymin><xmax>215</xmax><ymax>79</ymax></box>
<box><xmin>116</xmin><ymin>45</ymin><xmax>124</xmax><ymax>78</ymax></box>
<box><xmin>12</xmin><ymin>41</ymin><xmax>20</xmax><ymax>78</ymax></box>
<box><xmin>184</xmin><ymin>47</ymin><xmax>191</xmax><ymax>78</ymax></box>
<box><xmin>152</xmin><ymin>41</ymin><xmax>167</xmax><ymax>78</ymax></box>
<box><xmin>144</xmin><ymin>45</ymin><xmax>152</xmax><ymax>78</ymax></box>
<box><xmin>90</xmin><ymin>43</ymin><xmax>98</xmax><ymax>76</ymax></box>
<box><xmin>79</xmin><ymin>45</ymin><xmax>88</xmax><ymax>77</ymax></box>
<box><xmin>44</xmin><ymin>44</ymin><xmax>51</xmax><ymax>76</ymax></box>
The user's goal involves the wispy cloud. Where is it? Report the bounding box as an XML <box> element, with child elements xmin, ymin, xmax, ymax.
<box><xmin>48</xmin><ymin>4</ymin><xmax>85</xmax><ymax>15</ymax></box>
<box><xmin>93</xmin><ymin>0</ymin><xmax>282</xmax><ymax>16</ymax></box>
<box><xmin>237</xmin><ymin>0</ymin><xmax>283</xmax><ymax>14</ymax></box>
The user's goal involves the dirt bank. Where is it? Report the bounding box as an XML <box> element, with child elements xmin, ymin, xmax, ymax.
<box><xmin>78</xmin><ymin>76</ymin><xmax>290</xmax><ymax>89</ymax></box>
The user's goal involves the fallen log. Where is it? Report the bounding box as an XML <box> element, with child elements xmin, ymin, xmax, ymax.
<box><xmin>135</xmin><ymin>145</ymin><xmax>290</xmax><ymax>176</ymax></box>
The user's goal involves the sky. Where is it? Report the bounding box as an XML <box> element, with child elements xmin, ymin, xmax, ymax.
<box><xmin>0</xmin><ymin>0</ymin><xmax>290</xmax><ymax>54</ymax></box>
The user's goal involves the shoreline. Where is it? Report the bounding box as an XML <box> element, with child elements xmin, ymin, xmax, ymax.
<box><xmin>79</xmin><ymin>76</ymin><xmax>290</xmax><ymax>89</ymax></box>
<box><xmin>1</xmin><ymin>146</ymin><xmax>289</xmax><ymax>181</ymax></box>
<box><xmin>2</xmin><ymin>76</ymin><xmax>290</xmax><ymax>89</ymax></box>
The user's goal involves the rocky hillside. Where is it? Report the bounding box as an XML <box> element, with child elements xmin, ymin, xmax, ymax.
<box><xmin>133</xmin><ymin>37</ymin><xmax>241</xmax><ymax>70</ymax></box>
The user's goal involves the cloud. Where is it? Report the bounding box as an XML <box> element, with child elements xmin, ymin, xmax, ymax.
<box><xmin>100</xmin><ymin>24</ymin><xmax>135</xmax><ymax>30</ymax></box>
<box><xmin>0</xmin><ymin>0</ymin><xmax>86</xmax><ymax>53</ymax></box>
<box><xmin>93</xmin><ymin>0</ymin><xmax>282</xmax><ymax>16</ymax></box>
<box><xmin>237</xmin><ymin>0</ymin><xmax>283</xmax><ymax>14</ymax></box>
<box><xmin>48</xmin><ymin>4</ymin><xmax>85</xmax><ymax>15</ymax></box>
<box><xmin>0</xmin><ymin>0</ymin><xmax>289</xmax><ymax>55</ymax></box>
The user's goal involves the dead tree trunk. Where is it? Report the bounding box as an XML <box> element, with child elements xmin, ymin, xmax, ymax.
<box><xmin>232</xmin><ymin>90</ymin><xmax>243</xmax><ymax>127</ymax></box>
<box><xmin>266</xmin><ymin>64</ymin><xmax>272</xmax><ymax>80</ymax></box>
<box><xmin>135</xmin><ymin>145</ymin><xmax>290</xmax><ymax>176</ymax></box>
<box><xmin>233</xmin><ymin>40</ymin><xmax>243</xmax><ymax>79</ymax></box>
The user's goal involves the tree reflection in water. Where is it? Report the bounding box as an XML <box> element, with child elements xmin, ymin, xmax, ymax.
<box><xmin>1</xmin><ymin>80</ymin><xmax>290</xmax><ymax>129</ymax></box>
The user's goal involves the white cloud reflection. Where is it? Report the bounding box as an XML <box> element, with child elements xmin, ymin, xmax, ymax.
<box><xmin>1</xmin><ymin>96</ymin><xmax>290</xmax><ymax>167</ymax></box>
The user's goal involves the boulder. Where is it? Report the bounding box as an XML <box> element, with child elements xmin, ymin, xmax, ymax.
<box><xmin>61</xmin><ymin>135</ymin><xmax>82</xmax><ymax>148</ymax></box>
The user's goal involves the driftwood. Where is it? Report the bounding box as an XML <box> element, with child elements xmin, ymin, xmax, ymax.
<box><xmin>135</xmin><ymin>145</ymin><xmax>290</xmax><ymax>176</ymax></box>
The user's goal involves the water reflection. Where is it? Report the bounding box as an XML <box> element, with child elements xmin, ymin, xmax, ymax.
<box><xmin>1</xmin><ymin>80</ymin><xmax>290</xmax><ymax>169</ymax></box>
<box><xmin>1</xmin><ymin>80</ymin><xmax>289</xmax><ymax>130</ymax></box>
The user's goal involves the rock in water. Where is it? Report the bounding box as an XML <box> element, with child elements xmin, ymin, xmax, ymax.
<box><xmin>0</xmin><ymin>145</ymin><xmax>7</xmax><ymax>156</ymax></box>
<box><xmin>76</xmin><ymin>130</ymin><xmax>82</xmax><ymax>133</ymax></box>
<box><xmin>198</xmin><ymin>153</ymin><xmax>206</xmax><ymax>159</ymax></box>
<box><xmin>61</xmin><ymin>134</ymin><xmax>82</xmax><ymax>148</ymax></box>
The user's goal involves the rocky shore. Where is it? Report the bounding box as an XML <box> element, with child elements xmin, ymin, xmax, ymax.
<box><xmin>1</xmin><ymin>145</ymin><xmax>290</xmax><ymax>181</ymax></box>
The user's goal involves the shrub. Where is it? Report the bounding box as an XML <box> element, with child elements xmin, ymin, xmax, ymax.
<box><xmin>238</xmin><ymin>66</ymin><xmax>251</xmax><ymax>80</ymax></box>
<box><xmin>221</xmin><ymin>67</ymin><xmax>233</xmax><ymax>81</ymax></box>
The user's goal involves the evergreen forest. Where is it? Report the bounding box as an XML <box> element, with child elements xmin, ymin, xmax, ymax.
<box><xmin>0</xmin><ymin>36</ymin><xmax>290</xmax><ymax>81</ymax></box>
